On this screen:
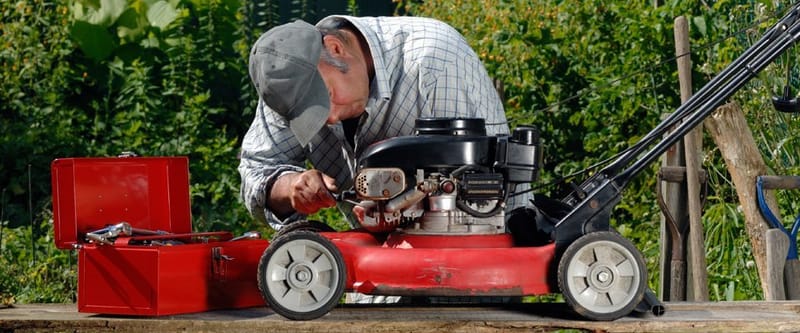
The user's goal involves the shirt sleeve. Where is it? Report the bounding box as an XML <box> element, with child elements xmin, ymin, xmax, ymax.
<box><xmin>238</xmin><ymin>99</ymin><xmax>308</xmax><ymax>227</ymax></box>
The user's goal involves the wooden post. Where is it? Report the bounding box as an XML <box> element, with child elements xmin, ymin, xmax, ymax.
<box><xmin>704</xmin><ymin>102</ymin><xmax>782</xmax><ymax>300</ymax></box>
<box><xmin>766</xmin><ymin>229</ymin><xmax>788</xmax><ymax>300</ymax></box>
<box><xmin>674</xmin><ymin>15</ymin><xmax>709</xmax><ymax>301</ymax></box>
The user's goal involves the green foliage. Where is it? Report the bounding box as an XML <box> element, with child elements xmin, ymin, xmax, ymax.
<box><xmin>346</xmin><ymin>0</ymin><xmax>358</xmax><ymax>15</ymax></box>
<box><xmin>0</xmin><ymin>214</ymin><xmax>77</xmax><ymax>304</ymax></box>
<box><xmin>703</xmin><ymin>201</ymin><xmax>761</xmax><ymax>300</ymax></box>
<box><xmin>1</xmin><ymin>0</ymin><xmax>80</xmax><ymax>229</ymax></box>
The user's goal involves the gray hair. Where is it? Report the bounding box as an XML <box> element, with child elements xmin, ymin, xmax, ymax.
<box><xmin>317</xmin><ymin>16</ymin><xmax>355</xmax><ymax>73</ymax></box>
<box><xmin>320</xmin><ymin>47</ymin><xmax>349</xmax><ymax>73</ymax></box>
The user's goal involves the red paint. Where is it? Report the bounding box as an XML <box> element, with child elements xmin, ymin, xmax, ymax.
<box><xmin>51</xmin><ymin>157</ymin><xmax>193</xmax><ymax>249</ymax></box>
<box><xmin>323</xmin><ymin>232</ymin><xmax>556</xmax><ymax>296</ymax></box>
<box><xmin>51</xmin><ymin>157</ymin><xmax>268</xmax><ymax>316</ymax></box>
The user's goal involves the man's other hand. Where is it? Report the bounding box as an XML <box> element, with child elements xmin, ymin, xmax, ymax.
<box><xmin>282</xmin><ymin>170</ymin><xmax>338</xmax><ymax>215</ymax></box>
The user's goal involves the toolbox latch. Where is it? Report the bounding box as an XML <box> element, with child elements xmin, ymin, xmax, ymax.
<box><xmin>212</xmin><ymin>247</ymin><xmax>234</xmax><ymax>281</ymax></box>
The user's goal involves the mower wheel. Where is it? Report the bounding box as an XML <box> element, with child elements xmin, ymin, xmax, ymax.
<box><xmin>273</xmin><ymin>220</ymin><xmax>336</xmax><ymax>239</ymax></box>
<box><xmin>258</xmin><ymin>230</ymin><xmax>345</xmax><ymax>320</ymax></box>
<box><xmin>557</xmin><ymin>231</ymin><xmax>646</xmax><ymax>321</ymax></box>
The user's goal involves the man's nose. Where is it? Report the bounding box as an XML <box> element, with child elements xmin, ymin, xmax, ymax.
<box><xmin>326</xmin><ymin>108</ymin><xmax>339</xmax><ymax>124</ymax></box>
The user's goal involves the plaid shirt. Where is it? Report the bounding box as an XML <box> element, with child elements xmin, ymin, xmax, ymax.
<box><xmin>239</xmin><ymin>15</ymin><xmax>529</xmax><ymax>228</ymax></box>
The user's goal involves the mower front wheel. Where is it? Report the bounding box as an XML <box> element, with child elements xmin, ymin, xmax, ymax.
<box><xmin>558</xmin><ymin>231</ymin><xmax>646</xmax><ymax>321</ymax></box>
<box><xmin>273</xmin><ymin>220</ymin><xmax>336</xmax><ymax>239</ymax></box>
<box><xmin>258</xmin><ymin>231</ymin><xmax>346</xmax><ymax>320</ymax></box>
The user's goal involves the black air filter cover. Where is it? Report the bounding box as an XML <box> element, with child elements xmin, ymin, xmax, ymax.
<box><xmin>357</xmin><ymin>135</ymin><xmax>495</xmax><ymax>171</ymax></box>
<box><xmin>358</xmin><ymin>118</ymin><xmax>494</xmax><ymax>172</ymax></box>
<box><xmin>414</xmin><ymin>118</ymin><xmax>486</xmax><ymax>136</ymax></box>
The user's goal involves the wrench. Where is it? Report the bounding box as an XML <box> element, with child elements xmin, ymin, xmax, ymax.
<box><xmin>230</xmin><ymin>231</ymin><xmax>261</xmax><ymax>241</ymax></box>
<box><xmin>85</xmin><ymin>222</ymin><xmax>168</xmax><ymax>245</ymax></box>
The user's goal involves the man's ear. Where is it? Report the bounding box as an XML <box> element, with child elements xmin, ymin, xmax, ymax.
<box><xmin>322</xmin><ymin>35</ymin><xmax>347</xmax><ymax>57</ymax></box>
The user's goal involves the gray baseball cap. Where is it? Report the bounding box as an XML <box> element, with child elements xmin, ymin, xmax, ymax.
<box><xmin>249</xmin><ymin>20</ymin><xmax>329</xmax><ymax>147</ymax></box>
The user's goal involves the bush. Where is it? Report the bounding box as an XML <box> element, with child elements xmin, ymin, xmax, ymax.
<box><xmin>0</xmin><ymin>215</ymin><xmax>77</xmax><ymax>304</ymax></box>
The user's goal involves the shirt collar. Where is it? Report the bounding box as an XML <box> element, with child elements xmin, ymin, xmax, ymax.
<box><xmin>327</xmin><ymin>15</ymin><xmax>391</xmax><ymax>103</ymax></box>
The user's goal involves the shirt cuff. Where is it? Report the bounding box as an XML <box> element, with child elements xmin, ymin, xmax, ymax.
<box><xmin>262</xmin><ymin>168</ymin><xmax>305</xmax><ymax>228</ymax></box>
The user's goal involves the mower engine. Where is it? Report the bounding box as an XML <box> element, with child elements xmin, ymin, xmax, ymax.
<box><xmin>352</xmin><ymin>118</ymin><xmax>542</xmax><ymax>234</ymax></box>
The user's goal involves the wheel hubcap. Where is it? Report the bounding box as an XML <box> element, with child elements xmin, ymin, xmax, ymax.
<box><xmin>287</xmin><ymin>262</ymin><xmax>315</xmax><ymax>289</ymax></box>
<box><xmin>567</xmin><ymin>240</ymin><xmax>640</xmax><ymax>312</ymax></box>
<box><xmin>588</xmin><ymin>265</ymin><xmax>615</xmax><ymax>290</ymax></box>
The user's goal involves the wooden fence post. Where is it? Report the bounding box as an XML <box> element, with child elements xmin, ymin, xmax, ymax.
<box><xmin>704</xmin><ymin>102</ymin><xmax>781</xmax><ymax>300</ymax></box>
<box><xmin>675</xmin><ymin>16</ymin><xmax>710</xmax><ymax>302</ymax></box>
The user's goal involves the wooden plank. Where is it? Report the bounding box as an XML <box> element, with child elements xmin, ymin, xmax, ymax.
<box><xmin>3</xmin><ymin>302</ymin><xmax>800</xmax><ymax>333</ymax></box>
<box><xmin>785</xmin><ymin>259</ymin><xmax>800</xmax><ymax>299</ymax></box>
<box><xmin>660</xmin><ymin>166</ymin><xmax>707</xmax><ymax>183</ymax></box>
<box><xmin>759</xmin><ymin>175</ymin><xmax>800</xmax><ymax>190</ymax></box>
<box><xmin>766</xmin><ymin>228</ymin><xmax>789</xmax><ymax>300</ymax></box>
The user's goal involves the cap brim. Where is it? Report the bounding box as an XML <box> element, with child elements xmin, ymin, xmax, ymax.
<box><xmin>288</xmin><ymin>71</ymin><xmax>329</xmax><ymax>147</ymax></box>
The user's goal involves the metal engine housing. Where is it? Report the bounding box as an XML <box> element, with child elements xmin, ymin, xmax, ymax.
<box><xmin>353</xmin><ymin>118</ymin><xmax>542</xmax><ymax>234</ymax></box>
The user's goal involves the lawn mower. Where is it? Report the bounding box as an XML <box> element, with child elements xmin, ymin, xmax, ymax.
<box><xmin>256</xmin><ymin>3</ymin><xmax>800</xmax><ymax>321</ymax></box>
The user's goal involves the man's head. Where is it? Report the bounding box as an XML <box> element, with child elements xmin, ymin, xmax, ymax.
<box><xmin>317</xmin><ymin>17</ymin><xmax>373</xmax><ymax>126</ymax></box>
<box><xmin>249</xmin><ymin>20</ymin><xmax>329</xmax><ymax>147</ymax></box>
<box><xmin>249</xmin><ymin>18</ymin><xmax>373</xmax><ymax>147</ymax></box>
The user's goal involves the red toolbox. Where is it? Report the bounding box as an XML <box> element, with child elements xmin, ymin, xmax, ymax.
<box><xmin>51</xmin><ymin>156</ymin><xmax>269</xmax><ymax>316</ymax></box>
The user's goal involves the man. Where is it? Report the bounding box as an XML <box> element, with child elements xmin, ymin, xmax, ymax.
<box><xmin>239</xmin><ymin>15</ymin><xmax>528</xmax><ymax>231</ymax></box>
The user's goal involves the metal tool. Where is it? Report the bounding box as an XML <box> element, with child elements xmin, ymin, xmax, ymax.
<box><xmin>84</xmin><ymin>222</ymin><xmax>128</xmax><ymax>245</ymax></box>
<box><xmin>230</xmin><ymin>231</ymin><xmax>261</xmax><ymax>241</ymax></box>
<box><xmin>85</xmin><ymin>222</ymin><xmax>169</xmax><ymax>245</ymax></box>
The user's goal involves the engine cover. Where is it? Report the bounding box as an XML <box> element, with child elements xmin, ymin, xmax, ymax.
<box><xmin>356</xmin><ymin>134</ymin><xmax>496</xmax><ymax>173</ymax></box>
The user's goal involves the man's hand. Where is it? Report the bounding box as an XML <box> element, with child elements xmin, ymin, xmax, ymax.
<box><xmin>269</xmin><ymin>170</ymin><xmax>338</xmax><ymax>217</ymax></box>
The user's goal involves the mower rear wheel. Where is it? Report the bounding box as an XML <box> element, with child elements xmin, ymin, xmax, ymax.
<box><xmin>558</xmin><ymin>231</ymin><xmax>646</xmax><ymax>321</ymax></box>
<box><xmin>258</xmin><ymin>231</ymin><xmax>345</xmax><ymax>320</ymax></box>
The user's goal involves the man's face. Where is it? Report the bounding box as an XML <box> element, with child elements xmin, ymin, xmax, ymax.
<box><xmin>317</xmin><ymin>55</ymin><xmax>370</xmax><ymax>124</ymax></box>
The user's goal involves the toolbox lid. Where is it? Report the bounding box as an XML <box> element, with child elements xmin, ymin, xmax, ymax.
<box><xmin>51</xmin><ymin>157</ymin><xmax>193</xmax><ymax>249</ymax></box>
